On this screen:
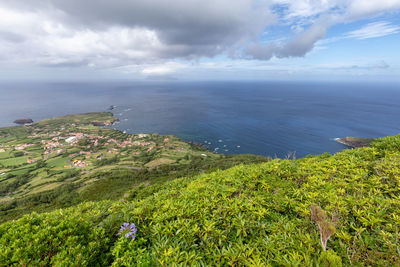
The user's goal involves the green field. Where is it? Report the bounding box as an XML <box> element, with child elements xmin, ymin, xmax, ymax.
<box><xmin>0</xmin><ymin>156</ymin><xmax>28</xmax><ymax>167</ymax></box>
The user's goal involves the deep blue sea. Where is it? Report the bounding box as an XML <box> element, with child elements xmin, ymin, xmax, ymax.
<box><xmin>1</xmin><ymin>81</ymin><xmax>399</xmax><ymax>158</ymax></box>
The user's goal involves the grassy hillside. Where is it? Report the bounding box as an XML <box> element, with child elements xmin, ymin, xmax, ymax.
<box><xmin>1</xmin><ymin>134</ymin><xmax>400</xmax><ymax>266</ymax></box>
<box><xmin>0</xmin><ymin>112</ymin><xmax>268</xmax><ymax>222</ymax></box>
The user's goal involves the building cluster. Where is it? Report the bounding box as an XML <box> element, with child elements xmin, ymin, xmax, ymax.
<box><xmin>42</xmin><ymin>140</ymin><xmax>62</xmax><ymax>149</ymax></box>
<box><xmin>14</xmin><ymin>144</ymin><xmax>34</xmax><ymax>150</ymax></box>
<box><xmin>39</xmin><ymin>130</ymin><xmax>155</xmax><ymax>153</ymax></box>
<box><xmin>72</xmin><ymin>159</ymin><xmax>88</xmax><ymax>168</ymax></box>
<box><xmin>105</xmin><ymin>137</ymin><xmax>154</xmax><ymax>149</ymax></box>
<box><xmin>2</xmin><ymin>128</ymin><xmax>160</xmax><ymax>170</ymax></box>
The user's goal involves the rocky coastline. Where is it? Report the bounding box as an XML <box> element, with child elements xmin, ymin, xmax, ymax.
<box><xmin>335</xmin><ymin>137</ymin><xmax>375</xmax><ymax>148</ymax></box>
<box><xmin>13</xmin><ymin>118</ymin><xmax>33</xmax><ymax>125</ymax></box>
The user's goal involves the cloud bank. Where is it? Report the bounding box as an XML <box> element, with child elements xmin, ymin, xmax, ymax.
<box><xmin>0</xmin><ymin>0</ymin><xmax>399</xmax><ymax>72</ymax></box>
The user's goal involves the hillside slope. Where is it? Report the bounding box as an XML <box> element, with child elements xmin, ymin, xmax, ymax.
<box><xmin>1</xmin><ymin>135</ymin><xmax>400</xmax><ymax>266</ymax></box>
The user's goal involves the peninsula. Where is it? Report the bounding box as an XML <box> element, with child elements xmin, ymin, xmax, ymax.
<box><xmin>13</xmin><ymin>118</ymin><xmax>33</xmax><ymax>125</ymax></box>
<box><xmin>335</xmin><ymin>136</ymin><xmax>376</xmax><ymax>148</ymax></box>
<box><xmin>0</xmin><ymin>112</ymin><xmax>267</xmax><ymax>222</ymax></box>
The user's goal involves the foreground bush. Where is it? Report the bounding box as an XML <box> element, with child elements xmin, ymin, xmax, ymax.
<box><xmin>1</xmin><ymin>135</ymin><xmax>400</xmax><ymax>266</ymax></box>
<box><xmin>0</xmin><ymin>202</ymin><xmax>121</xmax><ymax>266</ymax></box>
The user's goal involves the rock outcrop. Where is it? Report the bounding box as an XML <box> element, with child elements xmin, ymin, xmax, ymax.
<box><xmin>13</xmin><ymin>118</ymin><xmax>33</xmax><ymax>125</ymax></box>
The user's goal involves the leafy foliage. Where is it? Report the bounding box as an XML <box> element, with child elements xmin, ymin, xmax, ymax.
<box><xmin>1</xmin><ymin>135</ymin><xmax>400</xmax><ymax>265</ymax></box>
<box><xmin>0</xmin><ymin>202</ymin><xmax>117</xmax><ymax>266</ymax></box>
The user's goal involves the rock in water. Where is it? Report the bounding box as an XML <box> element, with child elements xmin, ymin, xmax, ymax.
<box><xmin>13</xmin><ymin>118</ymin><xmax>33</xmax><ymax>125</ymax></box>
<box><xmin>335</xmin><ymin>137</ymin><xmax>375</xmax><ymax>148</ymax></box>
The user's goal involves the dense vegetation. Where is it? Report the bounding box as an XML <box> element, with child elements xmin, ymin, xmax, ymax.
<box><xmin>1</xmin><ymin>133</ymin><xmax>400</xmax><ymax>266</ymax></box>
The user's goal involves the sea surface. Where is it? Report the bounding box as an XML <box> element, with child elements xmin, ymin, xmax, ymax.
<box><xmin>1</xmin><ymin>80</ymin><xmax>399</xmax><ymax>158</ymax></box>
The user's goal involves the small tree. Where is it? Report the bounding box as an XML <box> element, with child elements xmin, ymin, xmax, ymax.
<box><xmin>311</xmin><ymin>204</ymin><xmax>336</xmax><ymax>251</ymax></box>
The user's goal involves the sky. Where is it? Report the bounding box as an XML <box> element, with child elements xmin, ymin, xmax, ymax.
<box><xmin>0</xmin><ymin>0</ymin><xmax>399</xmax><ymax>82</ymax></box>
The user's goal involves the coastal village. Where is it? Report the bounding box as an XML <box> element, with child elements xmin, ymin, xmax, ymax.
<box><xmin>38</xmin><ymin>131</ymin><xmax>156</xmax><ymax>167</ymax></box>
<box><xmin>2</xmin><ymin>130</ymin><xmax>156</xmax><ymax>167</ymax></box>
<box><xmin>0</xmin><ymin>112</ymin><xmax>216</xmax><ymax>201</ymax></box>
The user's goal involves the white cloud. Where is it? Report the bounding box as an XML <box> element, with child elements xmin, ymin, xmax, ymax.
<box><xmin>248</xmin><ymin>0</ymin><xmax>400</xmax><ymax>60</ymax></box>
<box><xmin>316</xmin><ymin>20</ymin><xmax>400</xmax><ymax>47</ymax></box>
<box><xmin>0</xmin><ymin>0</ymin><xmax>399</xmax><ymax>75</ymax></box>
<box><xmin>345</xmin><ymin>21</ymin><xmax>400</xmax><ymax>39</ymax></box>
<box><xmin>141</xmin><ymin>62</ymin><xmax>186</xmax><ymax>76</ymax></box>
<box><xmin>346</xmin><ymin>0</ymin><xmax>400</xmax><ymax>19</ymax></box>
<box><xmin>0</xmin><ymin>0</ymin><xmax>274</xmax><ymax>65</ymax></box>
<box><xmin>272</xmin><ymin>0</ymin><xmax>343</xmax><ymax>19</ymax></box>
<box><xmin>141</xmin><ymin>67</ymin><xmax>173</xmax><ymax>75</ymax></box>
<box><xmin>0</xmin><ymin>5</ymin><xmax>173</xmax><ymax>67</ymax></box>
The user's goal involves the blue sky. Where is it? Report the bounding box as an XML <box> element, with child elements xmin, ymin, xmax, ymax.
<box><xmin>0</xmin><ymin>0</ymin><xmax>399</xmax><ymax>82</ymax></box>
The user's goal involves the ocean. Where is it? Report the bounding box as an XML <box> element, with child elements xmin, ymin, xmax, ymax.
<box><xmin>1</xmin><ymin>80</ymin><xmax>399</xmax><ymax>158</ymax></box>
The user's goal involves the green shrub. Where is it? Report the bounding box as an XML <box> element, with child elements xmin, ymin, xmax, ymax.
<box><xmin>95</xmin><ymin>156</ymin><xmax>120</xmax><ymax>167</ymax></box>
<box><xmin>1</xmin><ymin>135</ymin><xmax>400</xmax><ymax>265</ymax></box>
<box><xmin>0</xmin><ymin>173</ymin><xmax>31</xmax><ymax>195</ymax></box>
<box><xmin>13</xmin><ymin>151</ymin><xmax>24</xmax><ymax>157</ymax></box>
<box><xmin>57</xmin><ymin>169</ymin><xmax>81</xmax><ymax>182</ymax></box>
<box><xmin>318</xmin><ymin>250</ymin><xmax>342</xmax><ymax>267</ymax></box>
<box><xmin>0</xmin><ymin>202</ymin><xmax>118</xmax><ymax>266</ymax></box>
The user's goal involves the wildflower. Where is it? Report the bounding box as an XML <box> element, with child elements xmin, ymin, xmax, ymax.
<box><xmin>118</xmin><ymin>223</ymin><xmax>137</xmax><ymax>239</ymax></box>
